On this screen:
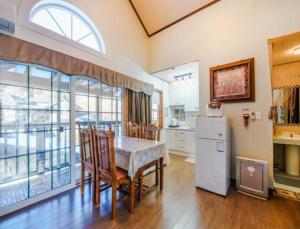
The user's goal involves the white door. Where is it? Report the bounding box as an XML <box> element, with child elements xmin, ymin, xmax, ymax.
<box><xmin>195</xmin><ymin>138</ymin><xmax>228</xmax><ymax>195</ymax></box>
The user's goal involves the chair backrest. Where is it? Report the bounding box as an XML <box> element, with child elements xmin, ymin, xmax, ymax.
<box><xmin>127</xmin><ymin>122</ymin><xmax>143</xmax><ymax>138</ymax></box>
<box><xmin>92</xmin><ymin>126</ymin><xmax>116</xmax><ymax>180</ymax></box>
<box><xmin>79</xmin><ymin>126</ymin><xmax>94</xmax><ymax>165</ymax></box>
<box><xmin>144</xmin><ymin>124</ymin><xmax>160</xmax><ymax>141</ymax></box>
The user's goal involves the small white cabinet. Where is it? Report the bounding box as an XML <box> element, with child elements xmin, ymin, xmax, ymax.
<box><xmin>165</xmin><ymin>128</ymin><xmax>195</xmax><ymax>159</ymax></box>
<box><xmin>170</xmin><ymin>82</ymin><xmax>185</xmax><ymax>106</ymax></box>
<box><xmin>169</xmin><ymin>78</ymin><xmax>199</xmax><ymax>111</ymax></box>
<box><xmin>184</xmin><ymin>77</ymin><xmax>199</xmax><ymax>112</ymax></box>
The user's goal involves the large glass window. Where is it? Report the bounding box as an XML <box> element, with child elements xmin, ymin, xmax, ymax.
<box><xmin>0</xmin><ymin>61</ymin><xmax>71</xmax><ymax>208</ymax></box>
<box><xmin>74</xmin><ymin>78</ymin><xmax>122</xmax><ymax>181</ymax></box>
<box><xmin>0</xmin><ymin>61</ymin><xmax>123</xmax><ymax>209</ymax></box>
<box><xmin>29</xmin><ymin>1</ymin><xmax>106</xmax><ymax>53</ymax></box>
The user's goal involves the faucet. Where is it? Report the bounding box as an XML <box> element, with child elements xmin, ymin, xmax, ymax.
<box><xmin>290</xmin><ymin>133</ymin><xmax>294</xmax><ymax>138</ymax></box>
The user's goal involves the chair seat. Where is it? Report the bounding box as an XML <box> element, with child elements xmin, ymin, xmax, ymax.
<box><xmin>116</xmin><ymin>167</ymin><xmax>128</xmax><ymax>180</ymax></box>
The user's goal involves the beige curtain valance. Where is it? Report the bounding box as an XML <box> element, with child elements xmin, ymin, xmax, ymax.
<box><xmin>0</xmin><ymin>34</ymin><xmax>153</xmax><ymax>95</ymax></box>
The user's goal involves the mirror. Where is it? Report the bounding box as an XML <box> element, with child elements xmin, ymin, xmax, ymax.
<box><xmin>273</xmin><ymin>87</ymin><xmax>300</xmax><ymax>124</ymax></box>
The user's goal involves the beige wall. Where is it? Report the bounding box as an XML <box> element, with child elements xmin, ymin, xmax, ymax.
<box><xmin>0</xmin><ymin>0</ymin><xmax>169</xmax><ymax>92</ymax></box>
<box><xmin>149</xmin><ymin>0</ymin><xmax>300</xmax><ymax>185</ymax></box>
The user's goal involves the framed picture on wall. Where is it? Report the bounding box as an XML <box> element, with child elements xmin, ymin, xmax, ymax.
<box><xmin>210</xmin><ymin>58</ymin><xmax>255</xmax><ymax>103</ymax></box>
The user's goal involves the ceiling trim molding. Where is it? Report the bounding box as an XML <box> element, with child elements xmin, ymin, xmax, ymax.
<box><xmin>129</xmin><ymin>0</ymin><xmax>220</xmax><ymax>37</ymax></box>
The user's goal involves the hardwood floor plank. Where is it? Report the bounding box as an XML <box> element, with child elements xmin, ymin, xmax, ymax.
<box><xmin>1</xmin><ymin>155</ymin><xmax>300</xmax><ymax>229</ymax></box>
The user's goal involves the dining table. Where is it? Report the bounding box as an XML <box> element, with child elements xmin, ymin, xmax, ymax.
<box><xmin>114</xmin><ymin>136</ymin><xmax>167</xmax><ymax>192</ymax></box>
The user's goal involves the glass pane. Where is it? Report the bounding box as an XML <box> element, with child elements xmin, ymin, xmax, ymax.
<box><xmin>102</xmin><ymin>113</ymin><xmax>112</xmax><ymax>122</ymax></box>
<box><xmin>89</xmin><ymin>81</ymin><xmax>100</xmax><ymax>96</ymax></box>
<box><xmin>118</xmin><ymin>100</ymin><xmax>122</xmax><ymax>113</ymax></box>
<box><xmin>118</xmin><ymin>113</ymin><xmax>122</xmax><ymax>122</ymax></box>
<box><xmin>29</xmin><ymin>88</ymin><xmax>51</xmax><ymax>110</ymax></box>
<box><xmin>0</xmin><ymin>84</ymin><xmax>28</xmax><ymax>109</ymax></box>
<box><xmin>29</xmin><ymin>172</ymin><xmax>51</xmax><ymax>197</ymax></box>
<box><xmin>52</xmin><ymin>149</ymin><xmax>70</xmax><ymax>169</ymax></box>
<box><xmin>29</xmin><ymin>151</ymin><xmax>51</xmax><ymax>176</ymax></box>
<box><xmin>0</xmin><ymin>132</ymin><xmax>28</xmax><ymax>158</ymax></box>
<box><xmin>101</xmin><ymin>84</ymin><xmax>112</xmax><ymax>97</ymax></box>
<box><xmin>0</xmin><ymin>179</ymin><xmax>28</xmax><ymax>208</ymax></box>
<box><xmin>0</xmin><ymin>62</ymin><xmax>28</xmax><ymax>86</ymax></box>
<box><xmin>31</xmin><ymin>9</ymin><xmax>65</xmax><ymax>36</ymax></box>
<box><xmin>101</xmin><ymin>98</ymin><xmax>112</xmax><ymax>112</ymax></box>
<box><xmin>29</xmin><ymin>127</ymin><xmax>52</xmax><ymax>154</ymax></box>
<box><xmin>112</xmin><ymin>87</ymin><xmax>121</xmax><ymax>98</ymax></box>
<box><xmin>75</xmin><ymin>94</ymin><xmax>88</xmax><ymax>111</ymax></box>
<box><xmin>52</xmin><ymin>111</ymin><xmax>70</xmax><ymax>128</ymax></box>
<box><xmin>52</xmin><ymin>92</ymin><xmax>70</xmax><ymax>110</ymax></box>
<box><xmin>89</xmin><ymin>96</ymin><xmax>97</xmax><ymax>112</ymax></box>
<box><xmin>89</xmin><ymin>112</ymin><xmax>97</xmax><ymax>125</ymax></box>
<box><xmin>29</xmin><ymin>110</ymin><xmax>52</xmax><ymax>127</ymax></box>
<box><xmin>74</xmin><ymin>79</ymin><xmax>88</xmax><ymax>94</ymax></box>
<box><xmin>76</xmin><ymin>112</ymin><xmax>89</xmax><ymax>126</ymax></box>
<box><xmin>78</xmin><ymin>33</ymin><xmax>99</xmax><ymax>51</ymax></box>
<box><xmin>53</xmin><ymin>74</ymin><xmax>70</xmax><ymax>92</ymax></box>
<box><xmin>112</xmin><ymin>100</ymin><xmax>117</xmax><ymax>113</ymax></box>
<box><xmin>30</xmin><ymin>67</ymin><xmax>52</xmax><ymax>89</ymax></box>
<box><xmin>48</xmin><ymin>7</ymin><xmax>71</xmax><ymax>38</ymax></box>
<box><xmin>72</xmin><ymin>14</ymin><xmax>90</xmax><ymax>41</ymax></box>
<box><xmin>53</xmin><ymin>167</ymin><xmax>71</xmax><ymax>189</ymax></box>
<box><xmin>2</xmin><ymin>109</ymin><xmax>28</xmax><ymax>133</ymax></box>
<box><xmin>0</xmin><ymin>156</ymin><xmax>28</xmax><ymax>184</ymax></box>
<box><xmin>52</xmin><ymin>129</ymin><xmax>70</xmax><ymax>150</ymax></box>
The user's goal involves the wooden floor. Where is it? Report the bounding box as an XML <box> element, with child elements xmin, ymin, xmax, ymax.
<box><xmin>1</xmin><ymin>155</ymin><xmax>300</xmax><ymax>229</ymax></box>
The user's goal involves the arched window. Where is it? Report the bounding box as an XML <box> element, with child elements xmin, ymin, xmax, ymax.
<box><xmin>29</xmin><ymin>0</ymin><xmax>106</xmax><ymax>53</ymax></box>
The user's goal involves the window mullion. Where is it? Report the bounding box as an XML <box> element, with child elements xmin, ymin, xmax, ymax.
<box><xmin>46</xmin><ymin>9</ymin><xmax>67</xmax><ymax>37</ymax></box>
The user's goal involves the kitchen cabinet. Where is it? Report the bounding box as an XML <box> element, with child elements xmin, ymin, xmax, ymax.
<box><xmin>169</xmin><ymin>78</ymin><xmax>199</xmax><ymax>111</ymax></box>
<box><xmin>169</xmin><ymin>82</ymin><xmax>185</xmax><ymax>106</ymax></box>
<box><xmin>184</xmin><ymin>77</ymin><xmax>199</xmax><ymax>112</ymax></box>
<box><xmin>165</xmin><ymin>128</ymin><xmax>195</xmax><ymax>159</ymax></box>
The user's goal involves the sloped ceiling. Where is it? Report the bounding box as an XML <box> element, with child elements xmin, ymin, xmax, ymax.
<box><xmin>129</xmin><ymin>0</ymin><xmax>220</xmax><ymax>37</ymax></box>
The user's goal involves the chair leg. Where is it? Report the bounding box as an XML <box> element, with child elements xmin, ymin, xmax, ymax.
<box><xmin>80</xmin><ymin>166</ymin><xmax>85</xmax><ymax>195</ymax></box>
<box><xmin>138</xmin><ymin>174</ymin><xmax>143</xmax><ymax>200</ymax></box>
<box><xmin>155</xmin><ymin>161</ymin><xmax>159</xmax><ymax>187</ymax></box>
<box><xmin>130</xmin><ymin>179</ymin><xmax>135</xmax><ymax>214</ymax></box>
<box><xmin>95</xmin><ymin>176</ymin><xmax>100</xmax><ymax>208</ymax></box>
<box><xmin>111</xmin><ymin>183</ymin><xmax>117</xmax><ymax>220</ymax></box>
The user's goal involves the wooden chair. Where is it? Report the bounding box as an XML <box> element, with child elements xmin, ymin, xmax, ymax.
<box><xmin>144</xmin><ymin>124</ymin><xmax>161</xmax><ymax>141</ymax></box>
<box><xmin>138</xmin><ymin>124</ymin><xmax>161</xmax><ymax>199</ymax></box>
<box><xmin>92</xmin><ymin>126</ymin><xmax>135</xmax><ymax>219</ymax></box>
<box><xmin>127</xmin><ymin>122</ymin><xmax>143</xmax><ymax>138</ymax></box>
<box><xmin>78</xmin><ymin>126</ymin><xmax>95</xmax><ymax>201</ymax></box>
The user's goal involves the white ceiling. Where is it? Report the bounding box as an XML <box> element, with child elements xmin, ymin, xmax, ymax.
<box><xmin>130</xmin><ymin>0</ymin><xmax>219</xmax><ymax>36</ymax></box>
<box><xmin>152</xmin><ymin>61</ymin><xmax>199</xmax><ymax>83</ymax></box>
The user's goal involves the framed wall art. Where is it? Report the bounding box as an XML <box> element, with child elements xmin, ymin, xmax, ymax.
<box><xmin>210</xmin><ymin>58</ymin><xmax>255</xmax><ymax>103</ymax></box>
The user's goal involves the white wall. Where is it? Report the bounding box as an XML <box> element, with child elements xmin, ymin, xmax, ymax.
<box><xmin>149</xmin><ymin>0</ymin><xmax>300</xmax><ymax>185</ymax></box>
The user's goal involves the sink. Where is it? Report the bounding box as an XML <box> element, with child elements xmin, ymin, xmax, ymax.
<box><xmin>274</xmin><ymin>132</ymin><xmax>300</xmax><ymax>176</ymax></box>
<box><xmin>274</xmin><ymin>132</ymin><xmax>300</xmax><ymax>144</ymax></box>
<box><xmin>277</xmin><ymin>132</ymin><xmax>300</xmax><ymax>140</ymax></box>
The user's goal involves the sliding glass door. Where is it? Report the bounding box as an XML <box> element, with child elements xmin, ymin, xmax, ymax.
<box><xmin>0</xmin><ymin>60</ymin><xmax>122</xmax><ymax>210</ymax></box>
<box><xmin>74</xmin><ymin>77</ymin><xmax>122</xmax><ymax>181</ymax></box>
<box><xmin>0</xmin><ymin>61</ymin><xmax>71</xmax><ymax>208</ymax></box>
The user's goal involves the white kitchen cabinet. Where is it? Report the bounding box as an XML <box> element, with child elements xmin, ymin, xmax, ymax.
<box><xmin>165</xmin><ymin>128</ymin><xmax>195</xmax><ymax>159</ymax></box>
<box><xmin>169</xmin><ymin>82</ymin><xmax>185</xmax><ymax>106</ymax></box>
<box><xmin>169</xmin><ymin>78</ymin><xmax>199</xmax><ymax>111</ymax></box>
<box><xmin>184</xmin><ymin>77</ymin><xmax>199</xmax><ymax>112</ymax></box>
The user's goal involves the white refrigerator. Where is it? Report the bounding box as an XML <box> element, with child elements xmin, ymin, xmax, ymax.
<box><xmin>195</xmin><ymin>116</ymin><xmax>231</xmax><ymax>196</ymax></box>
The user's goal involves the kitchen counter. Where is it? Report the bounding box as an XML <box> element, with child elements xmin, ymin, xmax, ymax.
<box><xmin>166</xmin><ymin>127</ymin><xmax>196</xmax><ymax>131</ymax></box>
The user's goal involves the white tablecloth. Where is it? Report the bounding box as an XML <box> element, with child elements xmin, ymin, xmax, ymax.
<box><xmin>115</xmin><ymin>136</ymin><xmax>167</xmax><ymax>179</ymax></box>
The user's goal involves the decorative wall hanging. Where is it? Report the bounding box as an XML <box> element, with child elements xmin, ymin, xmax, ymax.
<box><xmin>210</xmin><ymin>58</ymin><xmax>255</xmax><ymax>103</ymax></box>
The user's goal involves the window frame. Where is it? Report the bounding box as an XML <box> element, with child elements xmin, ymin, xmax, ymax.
<box><xmin>151</xmin><ymin>89</ymin><xmax>164</xmax><ymax>129</ymax></box>
<box><xmin>19</xmin><ymin>0</ymin><xmax>108</xmax><ymax>59</ymax></box>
